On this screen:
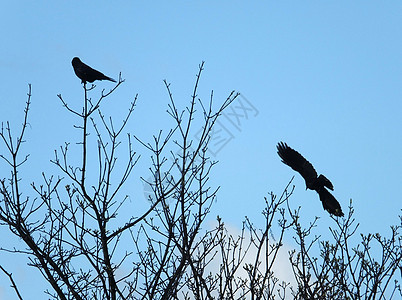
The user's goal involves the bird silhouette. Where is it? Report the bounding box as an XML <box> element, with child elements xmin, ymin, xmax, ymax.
<box><xmin>72</xmin><ymin>57</ymin><xmax>116</xmax><ymax>84</ymax></box>
<box><xmin>277</xmin><ymin>142</ymin><xmax>344</xmax><ymax>217</ymax></box>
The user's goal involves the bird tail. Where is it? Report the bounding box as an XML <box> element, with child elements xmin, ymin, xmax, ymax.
<box><xmin>104</xmin><ymin>76</ymin><xmax>117</xmax><ymax>83</ymax></box>
<box><xmin>317</xmin><ymin>187</ymin><xmax>344</xmax><ymax>217</ymax></box>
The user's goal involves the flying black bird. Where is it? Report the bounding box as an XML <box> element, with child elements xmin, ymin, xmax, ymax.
<box><xmin>72</xmin><ymin>57</ymin><xmax>116</xmax><ymax>84</ymax></box>
<box><xmin>277</xmin><ymin>142</ymin><xmax>344</xmax><ymax>217</ymax></box>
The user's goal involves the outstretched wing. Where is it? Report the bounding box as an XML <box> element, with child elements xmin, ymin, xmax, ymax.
<box><xmin>277</xmin><ymin>142</ymin><xmax>318</xmax><ymax>189</ymax></box>
<box><xmin>317</xmin><ymin>174</ymin><xmax>334</xmax><ymax>191</ymax></box>
<box><xmin>317</xmin><ymin>187</ymin><xmax>344</xmax><ymax>217</ymax></box>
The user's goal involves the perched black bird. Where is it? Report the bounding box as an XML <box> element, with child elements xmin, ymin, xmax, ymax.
<box><xmin>277</xmin><ymin>142</ymin><xmax>344</xmax><ymax>217</ymax></box>
<box><xmin>72</xmin><ymin>57</ymin><xmax>116</xmax><ymax>84</ymax></box>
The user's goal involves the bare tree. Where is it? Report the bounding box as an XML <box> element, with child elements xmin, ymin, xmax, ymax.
<box><xmin>288</xmin><ymin>200</ymin><xmax>402</xmax><ymax>300</ymax></box>
<box><xmin>0</xmin><ymin>64</ymin><xmax>400</xmax><ymax>300</ymax></box>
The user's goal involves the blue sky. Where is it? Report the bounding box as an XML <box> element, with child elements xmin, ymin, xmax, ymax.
<box><xmin>1</xmin><ymin>1</ymin><xmax>402</xmax><ymax>298</ymax></box>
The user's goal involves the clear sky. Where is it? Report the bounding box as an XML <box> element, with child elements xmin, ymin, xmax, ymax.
<box><xmin>1</xmin><ymin>1</ymin><xmax>401</xmax><ymax>298</ymax></box>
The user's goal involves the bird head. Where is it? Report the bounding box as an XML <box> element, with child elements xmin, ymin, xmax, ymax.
<box><xmin>72</xmin><ymin>57</ymin><xmax>81</xmax><ymax>65</ymax></box>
